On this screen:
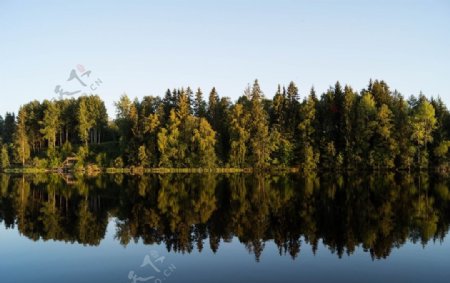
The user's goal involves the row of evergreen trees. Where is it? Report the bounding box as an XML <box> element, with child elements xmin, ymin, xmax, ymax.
<box><xmin>0</xmin><ymin>79</ymin><xmax>449</xmax><ymax>170</ymax></box>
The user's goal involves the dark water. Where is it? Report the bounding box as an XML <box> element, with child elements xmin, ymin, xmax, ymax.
<box><xmin>0</xmin><ymin>173</ymin><xmax>449</xmax><ymax>283</ymax></box>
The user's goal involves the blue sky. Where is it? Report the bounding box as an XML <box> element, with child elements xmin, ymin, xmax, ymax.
<box><xmin>1</xmin><ymin>0</ymin><xmax>449</xmax><ymax>117</ymax></box>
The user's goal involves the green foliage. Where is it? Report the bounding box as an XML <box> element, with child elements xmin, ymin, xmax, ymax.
<box><xmin>269</xmin><ymin>128</ymin><xmax>294</xmax><ymax>167</ymax></box>
<box><xmin>31</xmin><ymin>157</ymin><xmax>47</xmax><ymax>169</ymax></box>
<box><xmin>14</xmin><ymin>107</ymin><xmax>31</xmax><ymax>166</ymax></box>
<box><xmin>60</xmin><ymin>141</ymin><xmax>73</xmax><ymax>160</ymax></box>
<box><xmin>45</xmin><ymin>147</ymin><xmax>61</xmax><ymax>168</ymax></box>
<box><xmin>137</xmin><ymin>145</ymin><xmax>148</xmax><ymax>167</ymax></box>
<box><xmin>434</xmin><ymin>141</ymin><xmax>450</xmax><ymax>158</ymax></box>
<box><xmin>228</xmin><ymin>103</ymin><xmax>250</xmax><ymax>167</ymax></box>
<box><xmin>40</xmin><ymin>100</ymin><xmax>60</xmax><ymax>148</ymax></box>
<box><xmin>78</xmin><ymin>97</ymin><xmax>91</xmax><ymax>147</ymax></box>
<box><xmin>249</xmin><ymin>80</ymin><xmax>272</xmax><ymax>168</ymax></box>
<box><xmin>411</xmin><ymin>98</ymin><xmax>437</xmax><ymax>168</ymax></box>
<box><xmin>371</xmin><ymin>104</ymin><xmax>398</xmax><ymax>169</ymax></box>
<box><xmin>298</xmin><ymin>90</ymin><xmax>319</xmax><ymax>171</ymax></box>
<box><xmin>113</xmin><ymin>157</ymin><xmax>124</xmax><ymax>168</ymax></box>
<box><xmin>75</xmin><ymin>146</ymin><xmax>89</xmax><ymax>168</ymax></box>
<box><xmin>2</xmin><ymin>113</ymin><xmax>16</xmax><ymax>145</ymax></box>
<box><xmin>157</xmin><ymin>109</ymin><xmax>180</xmax><ymax>167</ymax></box>
<box><xmin>353</xmin><ymin>92</ymin><xmax>378</xmax><ymax>168</ymax></box>
<box><xmin>94</xmin><ymin>152</ymin><xmax>107</xmax><ymax>167</ymax></box>
<box><xmin>192</xmin><ymin>118</ymin><xmax>217</xmax><ymax>167</ymax></box>
<box><xmin>302</xmin><ymin>144</ymin><xmax>319</xmax><ymax>171</ymax></box>
<box><xmin>193</xmin><ymin>88</ymin><xmax>206</xmax><ymax>117</ymax></box>
<box><xmin>0</xmin><ymin>144</ymin><xmax>10</xmax><ymax>169</ymax></box>
<box><xmin>0</xmin><ymin>79</ymin><xmax>446</xmax><ymax>171</ymax></box>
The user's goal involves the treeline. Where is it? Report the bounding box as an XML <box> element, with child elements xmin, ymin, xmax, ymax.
<box><xmin>0</xmin><ymin>79</ymin><xmax>449</xmax><ymax>171</ymax></box>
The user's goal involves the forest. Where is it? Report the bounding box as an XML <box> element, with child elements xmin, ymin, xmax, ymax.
<box><xmin>0</xmin><ymin>79</ymin><xmax>449</xmax><ymax>172</ymax></box>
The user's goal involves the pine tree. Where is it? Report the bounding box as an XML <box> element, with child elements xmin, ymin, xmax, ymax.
<box><xmin>143</xmin><ymin>111</ymin><xmax>161</xmax><ymax>166</ymax></box>
<box><xmin>228</xmin><ymin>103</ymin><xmax>250</xmax><ymax>167</ymax></box>
<box><xmin>138</xmin><ymin>145</ymin><xmax>148</xmax><ymax>167</ymax></box>
<box><xmin>40</xmin><ymin>100</ymin><xmax>59</xmax><ymax>149</ymax></box>
<box><xmin>271</xmin><ymin>84</ymin><xmax>286</xmax><ymax>127</ymax></box>
<box><xmin>215</xmin><ymin>97</ymin><xmax>231</xmax><ymax>163</ymax></box>
<box><xmin>430</xmin><ymin>97</ymin><xmax>450</xmax><ymax>165</ymax></box>
<box><xmin>0</xmin><ymin>144</ymin><xmax>9</xmax><ymax>169</ymax></box>
<box><xmin>157</xmin><ymin>109</ymin><xmax>180</xmax><ymax>167</ymax></box>
<box><xmin>286</xmin><ymin>81</ymin><xmax>300</xmax><ymax>135</ymax></box>
<box><xmin>114</xmin><ymin>94</ymin><xmax>140</xmax><ymax>163</ymax></box>
<box><xmin>411</xmin><ymin>98</ymin><xmax>437</xmax><ymax>168</ymax></box>
<box><xmin>269</xmin><ymin>127</ymin><xmax>293</xmax><ymax>167</ymax></box>
<box><xmin>87</xmin><ymin>95</ymin><xmax>108</xmax><ymax>144</ymax></box>
<box><xmin>162</xmin><ymin>89</ymin><xmax>176</xmax><ymax>120</ymax></box>
<box><xmin>14</xmin><ymin>107</ymin><xmax>31</xmax><ymax>166</ymax></box>
<box><xmin>371</xmin><ymin>80</ymin><xmax>392</xmax><ymax>107</ymax></box>
<box><xmin>316</xmin><ymin>88</ymin><xmax>339</xmax><ymax>169</ymax></box>
<box><xmin>22</xmin><ymin>100</ymin><xmax>44</xmax><ymax>153</ymax></box>
<box><xmin>0</xmin><ymin>115</ymin><xmax>4</xmax><ymax>143</ymax></box>
<box><xmin>206</xmin><ymin>87</ymin><xmax>229</xmax><ymax>162</ymax></box>
<box><xmin>177</xmin><ymin>89</ymin><xmax>191</xmax><ymax>121</ymax></box>
<box><xmin>341</xmin><ymin>85</ymin><xmax>357</xmax><ymax>167</ymax></box>
<box><xmin>249</xmin><ymin>80</ymin><xmax>271</xmax><ymax>168</ymax></box>
<box><xmin>287</xmin><ymin>81</ymin><xmax>300</xmax><ymax>103</ymax></box>
<box><xmin>298</xmin><ymin>89</ymin><xmax>319</xmax><ymax>171</ymax></box>
<box><xmin>78</xmin><ymin>97</ymin><xmax>91</xmax><ymax>147</ymax></box>
<box><xmin>3</xmin><ymin>112</ymin><xmax>16</xmax><ymax>145</ymax></box>
<box><xmin>333</xmin><ymin>81</ymin><xmax>345</xmax><ymax>154</ymax></box>
<box><xmin>353</xmin><ymin>92</ymin><xmax>377</xmax><ymax>168</ymax></box>
<box><xmin>58</xmin><ymin>99</ymin><xmax>77</xmax><ymax>145</ymax></box>
<box><xmin>372</xmin><ymin>104</ymin><xmax>398</xmax><ymax>169</ymax></box>
<box><xmin>176</xmin><ymin>90</ymin><xmax>195</xmax><ymax>166</ymax></box>
<box><xmin>192</xmin><ymin>118</ymin><xmax>217</xmax><ymax>167</ymax></box>
<box><xmin>392</xmin><ymin>94</ymin><xmax>415</xmax><ymax>170</ymax></box>
<box><xmin>157</xmin><ymin>128</ymin><xmax>170</xmax><ymax>167</ymax></box>
<box><xmin>207</xmin><ymin>87</ymin><xmax>220</xmax><ymax>129</ymax></box>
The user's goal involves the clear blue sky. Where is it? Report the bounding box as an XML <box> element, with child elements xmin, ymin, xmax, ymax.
<box><xmin>1</xmin><ymin>0</ymin><xmax>449</xmax><ymax>117</ymax></box>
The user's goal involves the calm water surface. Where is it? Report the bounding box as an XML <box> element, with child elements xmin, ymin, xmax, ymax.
<box><xmin>0</xmin><ymin>173</ymin><xmax>449</xmax><ymax>283</ymax></box>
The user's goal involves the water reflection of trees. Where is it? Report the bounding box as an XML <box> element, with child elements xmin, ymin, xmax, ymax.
<box><xmin>0</xmin><ymin>173</ymin><xmax>449</xmax><ymax>261</ymax></box>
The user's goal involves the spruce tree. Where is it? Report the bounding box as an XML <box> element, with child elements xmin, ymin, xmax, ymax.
<box><xmin>193</xmin><ymin>88</ymin><xmax>207</xmax><ymax>118</ymax></box>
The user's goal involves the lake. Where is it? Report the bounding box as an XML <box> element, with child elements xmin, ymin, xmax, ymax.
<box><xmin>0</xmin><ymin>173</ymin><xmax>449</xmax><ymax>283</ymax></box>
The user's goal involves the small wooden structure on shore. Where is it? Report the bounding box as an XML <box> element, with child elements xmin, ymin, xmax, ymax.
<box><xmin>59</xmin><ymin>157</ymin><xmax>78</xmax><ymax>172</ymax></box>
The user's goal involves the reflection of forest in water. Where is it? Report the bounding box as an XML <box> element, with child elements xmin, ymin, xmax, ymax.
<box><xmin>0</xmin><ymin>173</ymin><xmax>449</xmax><ymax>261</ymax></box>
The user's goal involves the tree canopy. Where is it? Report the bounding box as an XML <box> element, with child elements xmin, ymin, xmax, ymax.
<box><xmin>0</xmin><ymin>79</ymin><xmax>449</xmax><ymax>171</ymax></box>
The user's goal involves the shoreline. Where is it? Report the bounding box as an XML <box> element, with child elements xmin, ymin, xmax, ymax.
<box><xmin>1</xmin><ymin>166</ymin><xmax>448</xmax><ymax>175</ymax></box>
